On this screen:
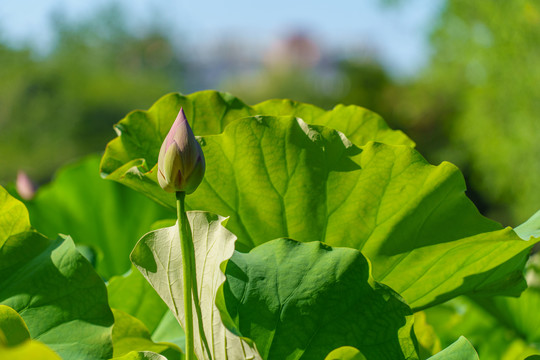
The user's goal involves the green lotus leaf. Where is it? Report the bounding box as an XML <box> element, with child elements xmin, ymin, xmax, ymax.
<box><xmin>253</xmin><ymin>98</ymin><xmax>413</xmax><ymax>148</ymax></box>
<box><xmin>100</xmin><ymin>90</ymin><xmax>413</xmax><ymax>209</ymax></box>
<box><xmin>427</xmin><ymin>337</ymin><xmax>478</xmax><ymax>360</ymax></box>
<box><xmin>515</xmin><ymin>209</ymin><xmax>540</xmax><ymax>240</ymax></box>
<box><xmin>0</xmin><ymin>305</ymin><xmax>61</xmax><ymax>359</ymax></box>
<box><xmin>111</xmin><ymin>309</ymin><xmax>182</xmax><ymax>360</ymax></box>
<box><xmin>218</xmin><ymin>238</ymin><xmax>418</xmax><ymax>360</ymax></box>
<box><xmin>325</xmin><ymin>346</ymin><xmax>367</xmax><ymax>360</ymax></box>
<box><xmin>131</xmin><ymin>212</ymin><xmax>261</xmax><ymax>360</ymax></box>
<box><xmin>0</xmin><ymin>186</ymin><xmax>114</xmax><ymax>359</ymax></box>
<box><xmin>323</xmin><ymin>339</ymin><xmax>476</xmax><ymax>360</ymax></box>
<box><xmin>413</xmin><ymin>311</ymin><xmax>441</xmax><ymax>359</ymax></box>
<box><xmin>424</xmin><ymin>252</ymin><xmax>540</xmax><ymax>359</ymax></box>
<box><xmin>0</xmin><ymin>340</ymin><xmax>62</xmax><ymax>360</ymax></box>
<box><xmin>24</xmin><ymin>155</ymin><xmax>172</xmax><ymax>279</ymax></box>
<box><xmin>107</xmin><ymin>268</ymin><xmax>185</xmax><ymax>350</ymax></box>
<box><xmin>131</xmin><ymin>211</ymin><xmax>419</xmax><ymax>360</ymax></box>
<box><xmin>112</xmin><ymin>351</ymin><xmax>169</xmax><ymax>360</ymax></box>
<box><xmin>106</xmin><ymin>107</ymin><xmax>533</xmax><ymax>309</ymax></box>
<box><xmin>0</xmin><ymin>305</ymin><xmax>30</xmax><ymax>347</ymax></box>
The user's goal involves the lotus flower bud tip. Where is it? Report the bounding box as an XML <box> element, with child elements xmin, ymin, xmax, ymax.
<box><xmin>157</xmin><ymin>108</ymin><xmax>205</xmax><ymax>194</ymax></box>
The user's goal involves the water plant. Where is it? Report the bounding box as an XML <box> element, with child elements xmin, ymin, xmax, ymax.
<box><xmin>1</xmin><ymin>90</ymin><xmax>539</xmax><ymax>359</ymax></box>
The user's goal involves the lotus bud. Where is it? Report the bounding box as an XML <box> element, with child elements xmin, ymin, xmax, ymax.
<box><xmin>157</xmin><ymin>108</ymin><xmax>205</xmax><ymax>194</ymax></box>
<box><xmin>16</xmin><ymin>170</ymin><xmax>36</xmax><ymax>200</ymax></box>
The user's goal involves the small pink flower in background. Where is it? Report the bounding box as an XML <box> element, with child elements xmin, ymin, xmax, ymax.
<box><xmin>16</xmin><ymin>170</ymin><xmax>35</xmax><ymax>200</ymax></box>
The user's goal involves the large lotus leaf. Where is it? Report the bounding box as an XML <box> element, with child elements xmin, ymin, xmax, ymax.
<box><xmin>107</xmin><ymin>268</ymin><xmax>185</xmax><ymax>349</ymax></box>
<box><xmin>0</xmin><ymin>184</ymin><xmax>28</xmax><ymax>241</ymax></box>
<box><xmin>325</xmin><ymin>346</ymin><xmax>367</xmax><ymax>360</ymax></box>
<box><xmin>427</xmin><ymin>337</ymin><xmax>478</xmax><ymax>360</ymax></box>
<box><xmin>218</xmin><ymin>238</ymin><xmax>418</xmax><ymax>360</ymax></box>
<box><xmin>114</xmin><ymin>113</ymin><xmax>532</xmax><ymax>309</ymax></box>
<box><xmin>108</xmin><ymin>268</ymin><xmax>170</xmax><ymax>334</ymax></box>
<box><xmin>515</xmin><ymin>209</ymin><xmax>540</xmax><ymax>240</ymax></box>
<box><xmin>424</xmin><ymin>252</ymin><xmax>540</xmax><ymax>360</ymax></box>
<box><xmin>413</xmin><ymin>311</ymin><xmax>441</xmax><ymax>359</ymax></box>
<box><xmin>424</xmin><ymin>296</ymin><xmax>540</xmax><ymax>360</ymax></box>
<box><xmin>100</xmin><ymin>91</ymin><xmax>534</xmax><ymax>308</ymax></box>
<box><xmin>0</xmin><ymin>186</ymin><xmax>114</xmax><ymax>359</ymax></box>
<box><xmin>473</xmin><ymin>289</ymin><xmax>540</xmax><ymax>347</ymax></box>
<box><xmin>113</xmin><ymin>351</ymin><xmax>169</xmax><ymax>360</ymax></box>
<box><xmin>150</xmin><ymin>311</ymin><xmax>185</xmax><ymax>351</ymax></box>
<box><xmin>111</xmin><ymin>309</ymin><xmax>182</xmax><ymax>359</ymax></box>
<box><xmin>474</xmin><ymin>291</ymin><xmax>540</xmax><ymax>359</ymax></box>
<box><xmin>131</xmin><ymin>212</ymin><xmax>261</xmax><ymax>360</ymax></box>
<box><xmin>253</xmin><ymin>98</ymin><xmax>413</xmax><ymax>148</ymax></box>
<box><xmin>24</xmin><ymin>155</ymin><xmax>172</xmax><ymax>279</ymax></box>
<box><xmin>99</xmin><ymin>90</ymin><xmax>413</xmax><ymax>209</ymax></box>
<box><xmin>0</xmin><ymin>305</ymin><xmax>30</xmax><ymax>347</ymax></box>
<box><xmin>0</xmin><ymin>340</ymin><xmax>62</xmax><ymax>360</ymax></box>
<box><xmin>325</xmin><ymin>337</ymin><xmax>477</xmax><ymax>360</ymax></box>
<box><xmin>0</xmin><ymin>305</ymin><xmax>61</xmax><ymax>359</ymax></box>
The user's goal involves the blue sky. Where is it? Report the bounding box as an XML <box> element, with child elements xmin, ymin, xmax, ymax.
<box><xmin>0</xmin><ymin>0</ymin><xmax>444</xmax><ymax>77</ymax></box>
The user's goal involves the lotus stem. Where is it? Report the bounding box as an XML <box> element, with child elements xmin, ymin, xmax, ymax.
<box><xmin>177</xmin><ymin>191</ymin><xmax>195</xmax><ymax>360</ymax></box>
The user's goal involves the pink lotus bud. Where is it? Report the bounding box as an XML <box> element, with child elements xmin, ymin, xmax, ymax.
<box><xmin>16</xmin><ymin>170</ymin><xmax>35</xmax><ymax>200</ymax></box>
<box><xmin>157</xmin><ymin>108</ymin><xmax>205</xmax><ymax>194</ymax></box>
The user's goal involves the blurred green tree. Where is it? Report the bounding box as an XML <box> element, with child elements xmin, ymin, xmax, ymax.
<box><xmin>417</xmin><ymin>0</ymin><xmax>540</xmax><ymax>224</ymax></box>
<box><xmin>0</xmin><ymin>5</ymin><xmax>183</xmax><ymax>184</ymax></box>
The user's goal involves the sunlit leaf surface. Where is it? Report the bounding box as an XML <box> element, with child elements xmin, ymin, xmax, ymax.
<box><xmin>0</xmin><ymin>186</ymin><xmax>114</xmax><ymax>359</ymax></box>
<box><xmin>102</xmin><ymin>93</ymin><xmax>534</xmax><ymax>309</ymax></box>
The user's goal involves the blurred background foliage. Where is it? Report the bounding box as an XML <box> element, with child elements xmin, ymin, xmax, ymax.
<box><xmin>1</xmin><ymin>0</ymin><xmax>539</xmax><ymax>228</ymax></box>
<box><xmin>416</xmin><ymin>0</ymin><xmax>540</xmax><ymax>225</ymax></box>
<box><xmin>0</xmin><ymin>6</ymin><xmax>182</xmax><ymax>185</ymax></box>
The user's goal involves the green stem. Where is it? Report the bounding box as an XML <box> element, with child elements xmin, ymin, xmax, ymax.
<box><xmin>189</xmin><ymin>239</ymin><xmax>212</xmax><ymax>358</ymax></box>
<box><xmin>177</xmin><ymin>191</ymin><xmax>195</xmax><ymax>360</ymax></box>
